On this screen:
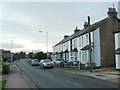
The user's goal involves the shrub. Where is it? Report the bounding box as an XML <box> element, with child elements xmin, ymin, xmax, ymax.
<box><xmin>0</xmin><ymin>80</ymin><xmax>6</xmax><ymax>90</ymax></box>
<box><xmin>2</xmin><ymin>62</ymin><xmax>10</xmax><ymax>74</ymax></box>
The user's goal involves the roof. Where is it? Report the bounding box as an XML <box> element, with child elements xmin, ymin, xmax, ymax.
<box><xmin>74</xmin><ymin>17</ymin><xmax>108</xmax><ymax>38</ymax></box>
<box><xmin>54</xmin><ymin>30</ymin><xmax>82</xmax><ymax>46</ymax></box>
<box><xmin>54</xmin><ymin>16</ymin><xmax>120</xmax><ymax>47</ymax></box>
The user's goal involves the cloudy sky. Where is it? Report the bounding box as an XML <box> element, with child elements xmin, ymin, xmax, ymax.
<box><xmin>0</xmin><ymin>0</ymin><xmax>119</xmax><ymax>53</ymax></box>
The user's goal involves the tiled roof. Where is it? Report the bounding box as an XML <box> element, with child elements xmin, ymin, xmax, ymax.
<box><xmin>54</xmin><ymin>17</ymin><xmax>120</xmax><ymax>47</ymax></box>
<box><xmin>74</xmin><ymin>17</ymin><xmax>108</xmax><ymax>38</ymax></box>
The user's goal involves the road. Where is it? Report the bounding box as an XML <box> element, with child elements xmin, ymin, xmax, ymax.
<box><xmin>17</xmin><ymin>59</ymin><xmax>119</xmax><ymax>88</ymax></box>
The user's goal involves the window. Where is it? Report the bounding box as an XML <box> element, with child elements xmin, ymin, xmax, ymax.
<box><xmin>82</xmin><ymin>36</ymin><xmax>83</xmax><ymax>46</ymax></box>
<box><xmin>84</xmin><ymin>51</ymin><xmax>87</xmax><ymax>61</ymax></box>
<box><xmin>70</xmin><ymin>40</ymin><xmax>72</xmax><ymax>51</ymax></box>
<box><xmin>75</xmin><ymin>52</ymin><xmax>78</xmax><ymax>61</ymax></box>
<box><xmin>74</xmin><ymin>39</ymin><xmax>77</xmax><ymax>48</ymax></box>
<box><xmin>70</xmin><ymin>52</ymin><xmax>73</xmax><ymax>56</ymax></box>
<box><xmin>70</xmin><ymin>52</ymin><xmax>74</xmax><ymax>61</ymax></box>
<box><xmin>74</xmin><ymin>39</ymin><xmax>75</xmax><ymax>48</ymax></box>
<box><xmin>79</xmin><ymin>37</ymin><xmax>81</xmax><ymax>47</ymax></box>
<box><xmin>86</xmin><ymin>35</ymin><xmax>88</xmax><ymax>44</ymax></box>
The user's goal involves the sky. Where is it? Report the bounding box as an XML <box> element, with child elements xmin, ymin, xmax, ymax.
<box><xmin>0</xmin><ymin>0</ymin><xmax>119</xmax><ymax>53</ymax></box>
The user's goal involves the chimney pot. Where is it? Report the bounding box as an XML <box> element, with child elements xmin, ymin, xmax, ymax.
<box><xmin>64</xmin><ymin>35</ymin><xmax>69</xmax><ymax>39</ymax></box>
<box><xmin>74</xmin><ymin>27</ymin><xmax>80</xmax><ymax>33</ymax></box>
<box><xmin>84</xmin><ymin>22</ymin><xmax>89</xmax><ymax>29</ymax></box>
<box><xmin>107</xmin><ymin>7</ymin><xmax>117</xmax><ymax>18</ymax></box>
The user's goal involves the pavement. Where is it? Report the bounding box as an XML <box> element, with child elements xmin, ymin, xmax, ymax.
<box><xmin>3</xmin><ymin>63</ymin><xmax>36</xmax><ymax>89</ymax></box>
<box><xmin>2</xmin><ymin>62</ymin><xmax>120</xmax><ymax>89</ymax></box>
<box><xmin>55</xmin><ymin>67</ymin><xmax>120</xmax><ymax>84</ymax></box>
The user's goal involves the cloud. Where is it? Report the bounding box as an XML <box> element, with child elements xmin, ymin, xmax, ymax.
<box><xmin>1</xmin><ymin>2</ymin><xmax>118</xmax><ymax>53</ymax></box>
<box><xmin>1</xmin><ymin>42</ymin><xmax>24</xmax><ymax>49</ymax></box>
<box><xmin>1</xmin><ymin>0</ymin><xmax>119</xmax><ymax>2</ymax></box>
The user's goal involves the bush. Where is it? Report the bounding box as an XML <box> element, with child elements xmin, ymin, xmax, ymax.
<box><xmin>2</xmin><ymin>62</ymin><xmax>10</xmax><ymax>74</ymax></box>
<box><xmin>0</xmin><ymin>80</ymin><xmax>6</xmax><ymax>90</ymax></box>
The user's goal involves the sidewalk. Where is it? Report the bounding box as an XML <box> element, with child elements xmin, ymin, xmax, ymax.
<box><xmin>3</xmin><ymin>64</ymin><xmax>35</xmax><ymax>89</ymax></box>
<box><xmin>55</xmin><ymin>68</ymin><xmax>120</xmax><ymax>84</ymax></box>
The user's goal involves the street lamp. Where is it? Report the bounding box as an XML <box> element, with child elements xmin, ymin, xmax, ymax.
<box><xmin>11</xmin><ymin>40</ymin><xmax>13</xmax><ymax>62</ymax></box>
<box><xmin>39</xmin><ymin>31</ymin><xmax>48</xmax><ymax>59</ymax></box>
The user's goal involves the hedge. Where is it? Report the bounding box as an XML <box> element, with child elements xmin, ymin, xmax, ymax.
<box><xmin>0</xmin><ymin>80</ymin><xmax>6</xmax><ymax>90</ymax></box>
<box><xmin>2</xmin><ymin>62</ymin><xmax>10</xmax><ymax>74</ymax></box>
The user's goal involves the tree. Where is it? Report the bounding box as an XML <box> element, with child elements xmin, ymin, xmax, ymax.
<box><xmin>19</xmin><ymin>51</ymin><xmax>26</xmax><ymax>59</ymax></box>
<box><xmin>13</xmin><ymin>51</ymin><xmax>26</xmax><ymax>61</ymax></box>
<box><xmin>34</xmin><ymin>51</ymin><xmax>47</xmax><ymax>61</ymax></box>
<box><xmin>28</xmin><ymin>52</ymin><xmax>34</xmax><ymax>59</ymax></box>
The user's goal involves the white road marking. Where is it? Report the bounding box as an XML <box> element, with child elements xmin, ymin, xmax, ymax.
<box><xmin>59</xmin><ymin>77</ymin><xmax>83</xmax><ymax>88</ymax></box>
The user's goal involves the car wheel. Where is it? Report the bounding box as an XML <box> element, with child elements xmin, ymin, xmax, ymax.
<box><xmin>43</xmin><ymin>65</ymin><xmax>45</xmax><ymax>69</ymax></box>
<box><xmin>51</xmin><ymin>66</ymin><xmax>54</xmax><ymax>68</ymax></box>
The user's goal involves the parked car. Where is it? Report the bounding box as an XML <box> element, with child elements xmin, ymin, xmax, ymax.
<box><xmin>27</xmin><ymin>58</ymin><xmax>31</xmax><ymax>62</ymax></box>
<box><xmin>85</xmin><ymin>62</ymin><xmax>96</xmax><ymax>69</ymax></box>
<box><xmin>31</xmin><ymin>59</ymin><xmax>39</xmax><ymax>66</ymax></box>
<box><xmin>39</xmin><ymin>59</ymin><xmax>54</xmax><ymax>69</ymax></box>
<box><xmin>54</xmin><ymin>59</ymin><xmax>63</xmax><ymax>64</ymax></box>
<box><xmin>73</xmin><ymin>61</ymin><xmax>79</xmax><ymax>66</ymax></box>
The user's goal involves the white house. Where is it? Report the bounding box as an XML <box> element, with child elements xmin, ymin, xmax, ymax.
<box><xmin>53</xmin><ymin>7</ymin><xmax>120</xmax><ymax>68</ymax></box>
<box><xmin>115</xmin><ymin>1</ymin><xmax>120</xmax><ymax>69</ymax></box>
<box><xmin>63</xmin><ymin>39</ymin><xmax>70</xmax><ymax>61</ymax></box>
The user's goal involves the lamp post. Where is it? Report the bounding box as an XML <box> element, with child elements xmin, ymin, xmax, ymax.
<box><xmin>11</xmin><ymin>40</ymin><xmax>13</xmax><ymax>62</ymax></box>
<box><xmin>39</xmin><ymin>31</ymin><xmax>48</xmax><ymax>59</ymax></box>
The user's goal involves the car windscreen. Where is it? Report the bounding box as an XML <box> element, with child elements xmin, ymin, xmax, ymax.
<box><xmin>44</xmin><ymin>59</ymin><xmax>51</xmax><ymax>62</ymax></box>
<box><xmin>56</xmin><ymin>59</ymin><xmax>61</xmax><ymax>61</ymax></box>
<box><xmin>34</xmin><ymin>60</ymin><xmax>39</xmax><ymax>62</ymax></box>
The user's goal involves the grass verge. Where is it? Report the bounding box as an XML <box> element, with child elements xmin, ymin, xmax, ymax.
<box><xmin>0</xmin><ymin>80</ymin><xmax>6</xmax><ymax>90</ymax></box>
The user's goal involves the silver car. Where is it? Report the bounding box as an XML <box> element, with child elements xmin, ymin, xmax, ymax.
<box><xmin>31</xmin><ymin>59</ymin><xmax>39</xmax><ymax>66</ymax></box>
<box><xmin>39</xmin><ymin>59</ymin><xmax>54</xmax><ymax>69</ymax></box>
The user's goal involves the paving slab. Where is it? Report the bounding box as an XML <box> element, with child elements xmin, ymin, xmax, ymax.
<box><xmin>4</xmin><ymin>64</ymin><xmax>31</xmax><ymax>88</ymax></box>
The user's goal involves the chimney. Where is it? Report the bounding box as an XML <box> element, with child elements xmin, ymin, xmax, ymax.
<box><xmin>74</xmin><ymin>27</ymin><xmax>80</xmax><ymax>33</ymax></box>
<box><xmin>84</xmin><ymin>22</ymin><xmax>89</xmax><ymax>29</ymax></box>
<box><xmin>64</xmin><ymin>35</ymin><xmax>69</xmax><ymax>39</ymax></box>
<box><xmin>107</xmin><ymin>7</ymin><xmax>118</xmax><ymax>18</ymax></box>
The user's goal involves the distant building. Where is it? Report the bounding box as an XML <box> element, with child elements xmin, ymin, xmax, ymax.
<box><xmin>53</xmin><ymin>7</ymin><xmax>120</xmax><ymax>68</ymax></box>
<box><xmin>1</xmin><ymin>49</ymin><xmax>11</xmax><ymax>62</ymax></box>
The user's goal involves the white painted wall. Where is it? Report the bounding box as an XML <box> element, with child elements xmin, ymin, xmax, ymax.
<box><xmin>115</xmin><ymin>1</ymin><xmax>120</xmax><ymax>69</ymax></box>
<box><xmin>93</xmin><ymin>28</ymin><xmax>101</xmax><ymax>67</ymax></box>
<box><xmin>78</xmin><ymin>33</ymin><xmax>89</xmax><ymax>64</ymax></box>
<box><xmin>115</xmin><ymin>33</ymin><xmax>120</xmax><ymax>69</ymax></box>
<box><xmin>118</xmin><ymin>1</ymin><xmax>120</xmax><ymax>19</ymax></box>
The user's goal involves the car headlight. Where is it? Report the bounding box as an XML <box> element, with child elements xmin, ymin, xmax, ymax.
<box><xmin>43</xmin><ymin>63</ymin><xmax>47</xmax><ymax>66</ymax></box>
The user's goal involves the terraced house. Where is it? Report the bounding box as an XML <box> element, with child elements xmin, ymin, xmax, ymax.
<box><xmin>52</xmin><ymin>7</ymin><xmax>120</xmax><ymax>68</ymax></box>
<box><xmin>115</xmin><ymin>1</ymin><xmax>120</xmax><ymax>69</ymax></box>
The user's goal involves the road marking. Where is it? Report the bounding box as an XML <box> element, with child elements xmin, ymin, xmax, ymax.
<box><xmin>59</xmin><ymin>78</ymin><xmax>83</xmax><ymax>88</ymax></box>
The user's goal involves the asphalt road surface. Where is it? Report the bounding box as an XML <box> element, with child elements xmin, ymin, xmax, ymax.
<box><xmin>17</xmin><ymin>59</ymin><xmax>119</xmax><ymax>88</ymax></box>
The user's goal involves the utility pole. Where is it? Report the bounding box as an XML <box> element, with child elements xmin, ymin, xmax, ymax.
<box><xmin>11</xmin><ymin>40</ymin><xmax>13</xmax><ymax>62</ymax></box>
<box><xmin>39</xmin><ymin>31</ymin><xmax>48</xmax><ymax>59</ymax></box>
<box><xmin>88</xmin><ymin>16</ymin><xmax>92</xmax><ymax>72</ymax></box>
